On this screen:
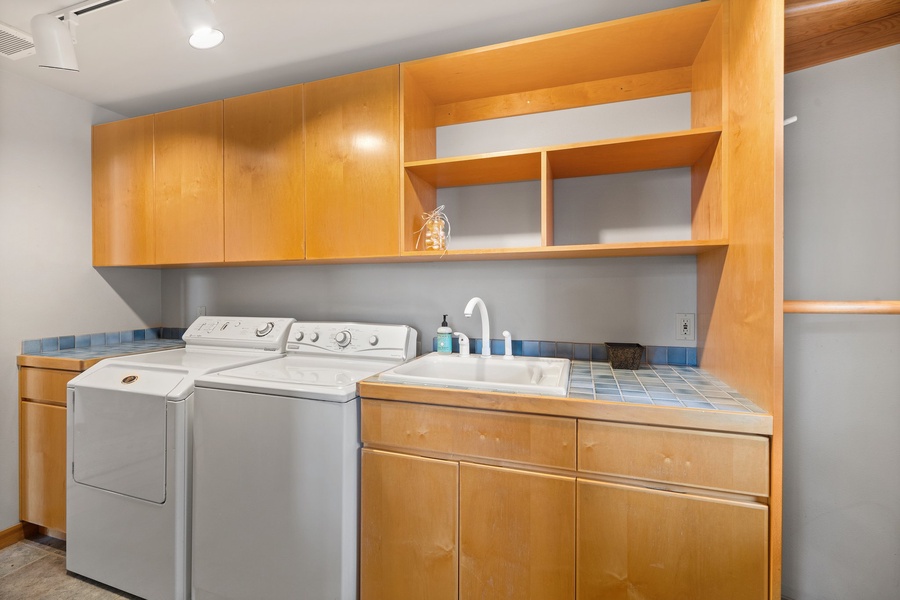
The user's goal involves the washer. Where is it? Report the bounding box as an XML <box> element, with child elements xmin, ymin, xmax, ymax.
<box><xmin>66</xmin><ymin>316</ymin><xmax>294</xmax><ymax>600</ymax></box>
<box><xmin>190</xmin><ymin>321</ymin><xmax>417</xmax><ymax>600</ymax></box>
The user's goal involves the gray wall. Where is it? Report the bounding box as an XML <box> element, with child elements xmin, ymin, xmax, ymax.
<box><xmin>0</xmin><ymin>70</ymin><xmax>162</xmax><ymax>530</ymax></box>
<box><xmin>161</xmin><ymin>256</ymin><xmax>697</xmax><ymax>354</ymax></box>
<box><xmin>782</xmin><ymin>45</ymin><xmax>900</xmax><ymax>599</ymax></box>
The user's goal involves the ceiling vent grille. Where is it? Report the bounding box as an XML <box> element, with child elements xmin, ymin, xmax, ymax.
<box><xmin>0</xmin><ymin>21</ymin><xmax>36</xmax><ymax>60</ymax></box>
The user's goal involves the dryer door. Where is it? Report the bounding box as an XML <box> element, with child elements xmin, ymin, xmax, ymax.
<box><xmin>71</xmin><ymin>364</ymin><xmax>184</xmax><ymax>503</ymax></box>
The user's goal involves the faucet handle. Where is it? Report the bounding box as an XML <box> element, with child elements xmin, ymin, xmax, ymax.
<box><xmin>454</xmin><ymin>332</ymin><xmax>471</xmax><ymax>357</ymax></box>
<box><xmin>502</xmin><ymin>330</ymin><xmax>513</xmax><ymax>359</ymax></box>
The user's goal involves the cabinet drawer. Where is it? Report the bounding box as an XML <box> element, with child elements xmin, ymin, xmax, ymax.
<box><xmin>578</xmin><ymin>421</ymin><xmax>769</xmax><ymax>496</ymax></box>
<box><xmin>19</xmin><ymin>367</ymin><xmax>77</xmax><ymax>406</ymax></box>
<box><xmin>362</xmin><ymin>399</ymin><xmax>576</xmax><ymax>470</ymax></box>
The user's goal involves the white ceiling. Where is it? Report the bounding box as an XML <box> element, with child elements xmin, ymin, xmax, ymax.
<box><xmin>0</xmin><ymin>0</ymin><xmax>689</xmax><ymax>118</ymax></box>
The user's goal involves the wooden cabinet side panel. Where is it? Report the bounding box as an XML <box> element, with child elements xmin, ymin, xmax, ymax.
<box><xmin>92</xmin><ymin>116</ymin><xmax>155</xmax><ymax>266</ymax></box>
<box><xmin>460</xmin><ymin>463</ymin><xmax>575</xmax><ymax>599</ymax></box>
<box><xmin>154</xmin><ymin>101</ymin><xmax>224</xmax><ymax>264</ymax></box>
<box><xmin>579</xmin><ymin>420</ymin><xmax>770</xmax><ymax>496</ymax></box>
<box><xmin>400</xmin><ymin>69</ymin><xmax>437</xmax><ymax>253</ymax></box>
<box><xmin>19</xmin><ymin>401</ymin><xmax>67</xmax><ymax>531</ymax></box>
<box><xmin>577</xmin><ymin>479</ymin><xmax>768</xmax><ymax>600</ymax></box>
<box><xmin>360</xmin><ymin>449</ymin><xmax>458</xmax><ymax>600</ymax></box>
<box><xmin>224</xmin><ymin>85</ymin><xmax>305</xmax><ymax>261</ymax></box>
<box><xmin>305</xmin><ymin>66</ymin><xmax>401</xmax><ymax>259</ymax></box>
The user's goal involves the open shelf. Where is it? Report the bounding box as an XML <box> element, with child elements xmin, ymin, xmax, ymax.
<box><xmin>402</xmin><ymin>2</ymin><xmax>722</xmax><ymax>124</ymax></box>
<box><xmin>405</xmin><ymin>127</ymin><xmax>721</xmax><ymax>186</ymax></box>
<box><xmin>401</xmin><ymin>240</ymin><xmax>728</xmax><ymax>261</ymax></box>
<box><xmin>400</xmin><ymin>0</ymin><xmax>725</xmax><ymax>258</ymax></box>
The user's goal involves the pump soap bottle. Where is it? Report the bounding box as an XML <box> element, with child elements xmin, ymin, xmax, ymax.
<box><xmin>436</xmin><ymin>315</ymin><xmax>453</xmax><ymax>354</ymax></box>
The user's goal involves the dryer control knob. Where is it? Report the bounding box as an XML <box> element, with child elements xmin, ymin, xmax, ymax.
<box><xmin>368</xmin><ymin>335</ymin><xmax>379</xmax><ymax>346</ymax></box>
<box><xmin>255</xmin><ymin>322</ymin><xmax>274</xmax><ymax>337</ymax></box>
<box><xmin>294</xmin><ymin>331</ymin><xmax>304</xmax><ymax>342</ymax></box>
<box><xmin>310</xmin><ymin>332</ymin><xmax>319</xmax><ymax>342</ymax></box>
<box><xmin>335</xmin><ymin>330</ymin><xmax>352</xmax><ymax>348</ymax></box>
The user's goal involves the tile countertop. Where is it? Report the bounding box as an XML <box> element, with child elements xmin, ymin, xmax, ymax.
<box><xmin>567</xmin><ymin>362</ymin><xmax>766</xmax><ymax>414</ymax></box>
<box><xmin>17</xmin><ymin>328</ymin><xmax>185</xmax><ymax>371</ymax></box>
<box><xmin>360</xmin><ymin>360</ymin><xmax>773</xmax><ymax>436</ymax></box>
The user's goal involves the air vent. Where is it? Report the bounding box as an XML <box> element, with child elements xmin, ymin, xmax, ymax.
<box><xmin>0</xmin><ymin>20</ymin><xmax>35</xmax><ymax>60</ymax></box>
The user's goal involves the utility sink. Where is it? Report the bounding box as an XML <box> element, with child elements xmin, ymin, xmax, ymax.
<box><xmin>378</xmin><ymin>353</ymin><xmax>570</xmax><ymax>397</ymax></box>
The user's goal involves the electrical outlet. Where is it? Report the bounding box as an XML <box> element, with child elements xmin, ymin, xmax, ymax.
<box><xmin>197</xmin><ymin>306</ymin><xmax>207</xmax><ymax>317</ymax></box>
<box><xmin>676</xmin><ymin>313</ymin><xmax>695</xmax><ymax>341</ymax></box>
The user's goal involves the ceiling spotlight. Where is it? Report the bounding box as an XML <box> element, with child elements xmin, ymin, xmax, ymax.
<box><xmin>30</xmin><ymin>13</ymin><xmax>78</xmax><ymax>71</ymax></box>
<box><xmin>189</xmin><ymin>27</ymin><xmax>224</xmax><ymax>50</ymax></box>
<box><xmin>171</xmin><ymin>0</ymin><xmax>224</xmax><ymax>49</ymax></box>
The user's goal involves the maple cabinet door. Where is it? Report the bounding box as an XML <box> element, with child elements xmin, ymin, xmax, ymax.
<box><xmin>304</xmin><ymin>65</ymin><xmax>400</xmax><ymax>259</ymax></box>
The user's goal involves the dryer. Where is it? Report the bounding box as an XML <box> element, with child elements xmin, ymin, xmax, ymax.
<box><xmin>190</xmin><ymin>322</ymin><xmax>416</xmax><ymax>600</ymax></box>
<box><xmin>66</xmin><ymin>316</ymin><xmax>294</xmax><ymax>600</ymax></box>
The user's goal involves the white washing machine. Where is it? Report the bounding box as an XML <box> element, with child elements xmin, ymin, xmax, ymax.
<box><xmin>66</xmin><ymin>316</ymin><xmax>294</xmax><ymax>600</ymax></box>
<box><xmin>190</xmin><ymin>321</ymin><xmax>417</xmax><ymax>600</ymax></box>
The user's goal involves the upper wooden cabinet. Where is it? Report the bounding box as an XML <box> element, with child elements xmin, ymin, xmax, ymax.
<box><xmin>304</xmin><ymin>65</ymin><xmax>401</xmax><ymax>260</ymax></box>
<box><xmin>92</xmin><ymin>115</ymin><xmax>155</xmax><ymax>266</ymax></box>
<box><xmin>224</xmin><ymin>85</ymin><xmax>305</xmax><ymax>262</ymax></box>
<box><xmin>154</xmin><ymin>101</ymin><xmax>225</xmax><ymax>265</ymax></box>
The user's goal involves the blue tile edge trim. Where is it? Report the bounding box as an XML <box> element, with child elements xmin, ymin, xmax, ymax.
<box><xmin>22</xmin><ymin>327</ymin><xmax>186</xmax><ymax>355</ymax></box>
<box><xmin>432</xmin><ymin>337</ymin><xmax>697</xmax><ymax>367</ymax></box>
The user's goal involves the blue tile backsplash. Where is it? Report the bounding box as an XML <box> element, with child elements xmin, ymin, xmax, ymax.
<box><xmin>433</xmin><ymin>336</ymin><xmax>697</xmax><ymax>367</ymax></box>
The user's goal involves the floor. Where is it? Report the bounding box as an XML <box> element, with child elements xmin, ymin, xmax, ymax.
<box><xmin>0</xmin><ymin>536</ymin><xmax>139</xmax><ymax>599</ymax></box>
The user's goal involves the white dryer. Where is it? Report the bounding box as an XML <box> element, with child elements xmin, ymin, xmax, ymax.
<box><xmin>190</xmin><ymin>322</ymin><xmax>417</xmax><ymax>600</ymax></box>
<box><xmin>66</xmin><ymin>316</ymin><xmax>294</xmax><ymax>600</ymax></box>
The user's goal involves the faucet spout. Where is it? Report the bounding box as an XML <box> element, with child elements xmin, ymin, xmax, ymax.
<box><xmin>464</xmin><ymin>296</ymin><xmax>491</xmax><ymax>357</ymax></box>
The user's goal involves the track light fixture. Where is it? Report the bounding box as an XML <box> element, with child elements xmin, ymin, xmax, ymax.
<box><xmin>30</xmin><ymin>13</ymin><xmax>79</xmax><ymax>71</ymax></box>
<box><xmin>170</xmin><ymin>0</ymin><xmax>225</xmax><ymax>49</ymax></box>
<box><xmin>30</xmin><ymin>0</ymin><xmax>134</xmax><ymax>72</ymax></box>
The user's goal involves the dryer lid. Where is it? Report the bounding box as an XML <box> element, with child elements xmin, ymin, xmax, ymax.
<box><xmin>71</xmin><ymin>366</ymin><xmax>184</xmax><ymax>504</ymax></box>
<box><xmin>74</xmin><ymin>363</ymin><xmax>188</xmax><ymax>400</ymax></box>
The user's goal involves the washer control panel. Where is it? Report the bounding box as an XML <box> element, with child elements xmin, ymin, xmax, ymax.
<box><xmin>287</xmin><ymin>322</ymin><xmax>417</xmax><ymax>360</ymax></box>
<box><xmin>183</xmin><ymin>316</ymin><xmax>295</xmax><ymax>352</ymax></box>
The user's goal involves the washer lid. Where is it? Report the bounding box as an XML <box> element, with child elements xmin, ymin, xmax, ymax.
<box><xmin>195</xmin><ymin>356</ymin><xmax>401</xmax><ymax>402</ymax></box>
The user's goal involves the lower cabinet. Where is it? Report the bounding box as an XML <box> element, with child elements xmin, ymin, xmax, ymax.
<box><xmin>460</xmin><ymin>463</ymin><xmax>575</xmax><ymax>599</ymax></box>
<box><xmin>360</xmin><ymin>399</ymin><xmax>770</xmax><ymax>600</ymax></box>
<box><xmin>577</xmin><ymin>479</ymin><xmax>768</xmax><ymax>600</ymax></box>
<box><xmin>18</xmin><ymin>366</ymin><xmax>77</xmax><ymax>533</ymax></box>
<box><xmin>360</xmin><ymin>449</ymin><xmax>458</xmax><ymax>600</ymax></box>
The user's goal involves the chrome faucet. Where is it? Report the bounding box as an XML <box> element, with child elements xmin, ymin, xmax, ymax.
<box><xmin>464</xmin><ymin>296</ymin><xmax>491</xmax><ymax>357</ymax></box>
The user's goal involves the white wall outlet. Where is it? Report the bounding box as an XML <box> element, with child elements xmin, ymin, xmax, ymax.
<box><xmin>676</xmin><ymin>313</ymin><xmax>695</xmax><ymax>341</ymax></box>
<box><xmin>197</xmin><ymin>306</ymin><xmax>207</xmax><ymax>317</ymax></box>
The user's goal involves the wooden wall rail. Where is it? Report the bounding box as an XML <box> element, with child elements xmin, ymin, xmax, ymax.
<box><xmin>785</xmin><ymin>0</ymin><xmax>900</xmax><ymax>72</ymax></box>
<box><xmin>783</xmin><ymin>300</ymin><xmax>900</xmax><ymax>314</ymax></box>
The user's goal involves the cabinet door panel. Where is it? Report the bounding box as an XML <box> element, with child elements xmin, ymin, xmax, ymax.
<box><xmin>19</xmin><ymin>401</ymin><xmax>67</xmax><ymax>532</ymax></box>
<box><xmin>360</xmin><ymin>449</ymin><xmax>457</xmax><ymax>600</ymax></box>
<box><xmin>577</xmin><ymin>479</ymin><xmax>767</xmax><ymax>600</ymax></box>
<box><xmin>92</xmin><ymin>115</ymin><xmax>155</xmax><ymax>266</ymax></box>
<box><xmin>460</xmin><ymin>463</ymin><xmax>575</xmax><ymax>599</ymax></box>
<box><xmin>154</xmin><ymin>101</ymin><xmax>224</xmax><ymax>264</ymax></box>
<box><xmin>305</xmin><ymin>65</ymin><xmax>400</xmax><ymax>259</ymax></box>
<box><xmin>224</xmin><ymin>85</ymin><xmax>305</xmax><ymax>261</ymax></box>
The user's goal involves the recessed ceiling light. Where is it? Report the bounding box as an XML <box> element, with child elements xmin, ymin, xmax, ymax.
<box><xmin>189</xmin><ymin>27</ymin><xmax>224</xmax><ymax>49</ymax></box>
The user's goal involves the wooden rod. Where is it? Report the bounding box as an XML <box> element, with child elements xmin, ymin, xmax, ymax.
<box><xmin>783</xmin><ymin>300</ymin><xmax>900</xmax><ymax>314</ymax></box>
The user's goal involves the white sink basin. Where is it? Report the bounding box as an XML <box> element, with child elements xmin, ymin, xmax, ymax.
<box><xmin>378</xmin><ymin>353</ymin><xmax>570</xmax><ymax>397</ymax></box>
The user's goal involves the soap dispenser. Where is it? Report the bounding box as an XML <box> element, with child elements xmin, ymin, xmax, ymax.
<box><xmin>436</xmin><ymin>315</ymin><xmax>453</xmax><ymax>354</ymax></box>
